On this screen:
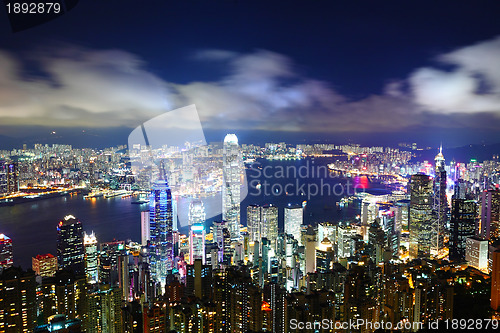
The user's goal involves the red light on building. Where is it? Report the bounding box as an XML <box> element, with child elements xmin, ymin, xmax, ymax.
<box><xmin>261</xmin><ymin>301</ymin><xmax>272</xmax><ymax>312</ymax></box>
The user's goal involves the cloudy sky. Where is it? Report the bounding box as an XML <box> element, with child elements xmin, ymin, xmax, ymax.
<box><xmin>1</xmin><ymin>1</ymin><xmax>500</xmax><ymax>146</ymax></box>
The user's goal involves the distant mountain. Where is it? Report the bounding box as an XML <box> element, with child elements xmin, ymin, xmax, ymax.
<box><xmin>414</xmin><ymin>143</ymin><xmax>500</xmax><ymax>163</ymax></box>
<box><xmin>0</xmin><ymin>126</ymin><xmax>133</xmax><ymax>150</ymax></box>
<box><xmin>0</xmin><ymin>126</ymin><xmax>500</xmax><ymax>160</ymax></box>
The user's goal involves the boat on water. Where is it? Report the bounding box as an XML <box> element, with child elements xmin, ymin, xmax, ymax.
<box><xmin>103</xmin><ymin>190</ymin><xmax>132</xmax><ymax>199</ymax></box>
<box><xmin>84</xmin><ymin>191</ymin><xmax>104</xmax><ymax>199</ymax></box>
<box><xmin>0</xmin><ymin>198</ymin><xmax>14</xmax><ymax>206</ymax></box>
<box><xmin>131</xmin><ymin>192</ymin><xmax>149</xmax><ymax>204</ymax></box>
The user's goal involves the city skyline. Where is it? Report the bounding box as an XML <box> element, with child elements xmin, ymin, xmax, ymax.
<box><xmin>1</xmin><ymin>1</ymin><xmax>500</xmax><ymax>331</ymax></box>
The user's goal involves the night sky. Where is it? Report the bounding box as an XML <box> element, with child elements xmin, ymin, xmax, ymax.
<box><xmin>1</xmin><ymin>1</ymin><xmax>500</xmax><ymax>147</ymax></box>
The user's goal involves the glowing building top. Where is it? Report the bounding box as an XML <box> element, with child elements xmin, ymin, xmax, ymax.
<box><xmin>224</xmin><ymin>133</ymin><xmax>238</xmax><ymax>145</ymax></box>
<box><xmin>435</xmin><ymin>144</ymin><xmax>445</xmax><ymax>173</ymax></box>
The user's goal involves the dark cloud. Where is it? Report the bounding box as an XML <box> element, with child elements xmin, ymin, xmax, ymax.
<box><xmin>1</xmin><ymin>39</ymin><xmax>500</xmax><ymax>134</ymax></box>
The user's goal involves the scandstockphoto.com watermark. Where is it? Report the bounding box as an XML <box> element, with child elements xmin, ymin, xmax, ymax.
<box><xmin>290</xmin><ymin>319</ymin><xmax>423</xmax><ymax>331</ymax></box>
<box><xmin>247</xmin><ymin>161</ymin><xmax>366</xmax><ymax>200</ymax></box>
<box><xmin>289</xmin><ymin>319</ymin><xmax>500</xmax><ymax>331</ymax></box>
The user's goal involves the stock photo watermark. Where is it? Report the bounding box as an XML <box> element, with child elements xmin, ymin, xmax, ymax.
<box><xmin>247</xmin><ymin>160</ymin><xmax>366</xmax><ymax>200</ymax></box>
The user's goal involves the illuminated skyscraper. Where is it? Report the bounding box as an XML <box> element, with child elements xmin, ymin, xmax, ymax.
<box><xmin>140</xmin><ymin>210</ymin><xmax>149</xmax><ymax>246</ymax></box>
<box><xmin>56</xmin><ymin>215</ymin><xmax>84</xmax><ymax>275</ymax></box>
<box><xmin>247</xmin><ymin>204</ymin><xmax>279</xmax><ymax>250</ymax></box>
<box><xmin>6</xmin><ymin>162</ymin><xmax>18</xmax><ymax>193</ymax></box>
<box><xmin>84</xmin><ymin>231</ymin><xmax>99</xmax><ymax>284</ymax></box>
<box><xmin>261</xmin><ymin>204</ymin><xmax>278</xmax><ymax>244</ymax></box>
<box><xmin>284</xmin><ymin>205</ymin><xmax>303</xmax><ymax>245</ymax></box>
<box><xmin>409</xmin><ymin>174</ymin><xmax>434</xmax><ymax>259</ymax></box>
<box><xmin>87</xmin><ymin>285</ymin><xmax>124</xmax><ymax>332</ymax></box>
<box><xmin>149</xmin><ymin>161</ymin><xmax>174</xmax><ymax>288</ymax></box>
<box><xmin>465</xmin><ymin>237</ymin><xmax>488</xmax><ymax>272</ymax></box>
<box><xmin>433</xmin><ymin>146</ymin><xmax>447</xmax><ymax>255</ymax></box>
<box><xmin>247</xmin><ymin>204</ymin><xmax>261</xmax><ymax>242</ymax></box>
<box><xmin>0</xmin><ymin>233</ymin><xmax>13</xmax><ymax>270</ymax></box>
<box><xmin>449</xmin><ymin>198</ymin><xmax>477</xmax><ymax>261</ymax></box>
<box><xmin>316</xmin><ymin>237</ymin><xmax>335</xmax><ymax>273</ymax></box>
<box><xmin>189</xmin><ymin>223</ymin><xmax>206</xmax><ymax>264</ymax></box>
<box><xmin>0</xmin><ymin>161</ymin><xmax>7</xmax><ymax>195</ymax></box>
<box><xmin>0</xmin><ymin>267</ymin><xmax>36</xmax><ymax>332</ymax></box>
<box><xmin>32</xmin><ymin>253</ymin><xmax>57</xmax><ymax>277</ymax></box>
<box><xmin>222</xmin><ymin>134</ymin><xmax>242</xmax><ymax>241</ymax></box>
<box><xmin>478</xmin><ymin>189</ymin><xmax>500</xmax><ymax>240</ymax></box>
<box><xmin>189</xmin><ymin>200</ymin><xmax>206</xmax><ymax>226</ymax></box>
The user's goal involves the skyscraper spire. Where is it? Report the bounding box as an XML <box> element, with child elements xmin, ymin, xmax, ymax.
<box><xmin>435</xmin><ymin>144</ymin><xmax>445</xmax><ymax>173</ymax></box>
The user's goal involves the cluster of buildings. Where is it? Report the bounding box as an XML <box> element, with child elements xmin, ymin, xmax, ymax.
<box><xmin>1</xmin><ymin>136</ymin><xmax>500</xmax><ymax>332</ymax></box>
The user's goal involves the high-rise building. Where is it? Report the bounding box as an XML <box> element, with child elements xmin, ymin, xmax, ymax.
<box><xmin>433</xmin><ymin>146</ymin><xmax>448</xmax><ymax>254</ymax></box>
<box><xmin>189</xmin><ymin>223</ymin><xmax>206</xmax><ymax>264</ymax></box>
<box><xmin>491</xmin><ymin>247</ymin><xmax>500</xmax><ymax>311</ymax></box>
<box><xmin>337</xmin><ymin>225</ymin><xmax>353</xmax><ymax>259</ymax></box>
<box><xmin>32</xmin><ymin>253</ymin><xmax>57</xmax><ymax>277</ymax></box>
<box><xmin>409</xmin><ymin>174</ymin><xmax>434</xmax><ymax>259</ymax></box>
<box><xmin>36</xmin><ymin>270</ymin><xmax>87</xmax><ymax>326</ymax></box>
<box><xmin>83</xmin><ymin>231</ymin><xmax>99</xmax><ymax>284</ymax></box>
<box><xmin>6</xmin><ymin>162</ymin><xmax>18</xmax><ymax>193</ymax></box>
<box><xmin>247</xmin><ymin>204</ymin><xmax>261</xmax><ymax>242</ymax></box>
<box><xmin>0</xmin><ymin>267</ymin><xmax>36</xmax><ymax>332</ymax></box>
<box><xmin>454</xmin><ymin>179</ymin><xmax>468</xmax><ymax>200</ymax></box>
<box><xmin>262</xmin><ymin>205</ymin><xmax>278</xmax><ymax>250</ymax></box>
<box><xmin>140</xmin><ymin>210</ymin><xmax>149</xmax><ymax>246</ymax></box>
<box><xmin>316</xmin><ymin>237</ymin><xmax>334</xmax><ymax>273</ymax></box>
<box><xmin>87</xmin><ymin>285</ymin><xmax>123</xmax><ymax>333</ymax></box>
<box><xmin>56</xmin><ymin>215</ymin><xmax>84</xmax><ymax>275</ymax></box>
<box><xmin>465</xmin><ymin>237</ymin><xmax>489</xmax><ymax>272</ymax></box>
<box><xmin>149</xmin><ymin>161</ymin><xmax>174</xmax><ymax>288</ymax></box>
<box><xmin>0</xmin><ymin>160</ymin><xmax>7</xmax><ymax>195</ymax></box>
<box><xmin>478</xmin><ymin>189</ymin><xmax>500</xmax><ymax>240</ymax></box>
<box><xmin>0</xmin><ymin>233</ymin><xmax>13</xmax><ymax>270</ymax></box>
<box><xmin>189</xmin><ymin>200</ymin><xmax>206</xmax><ymax>226</ymax></box>
<box><xmin>284</xmin><ymin>205</ymin><xmax>303</xmax><ymax>245</ymax></box>
<box><xmin>246</xmin><ymin>204</ymin><xmax>278</xmax><ymax>250</ymax></box>
<box><xmin>222</xmin><ymin>134</ymin><xmax>242</xmax><ymax>241</ymax></box>
<box><xmin>449</xmin><ymin>199</ymin><xmax>477</xmax><ymax>261</ymax></box>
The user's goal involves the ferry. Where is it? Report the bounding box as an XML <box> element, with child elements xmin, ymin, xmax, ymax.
<box><xmin>84</xmin><ymin>190</ymin><xmax>104</xmax><ymax>199</ymax></box>
<box><xmin>103</xmin><ymin>190</ymin><xmax>132</xmax><ymax>199</ymax></box>
<box><xmin>131</xmin><ymin>192</ymin><xmax>149</xmax><ymax>204</ymax></box>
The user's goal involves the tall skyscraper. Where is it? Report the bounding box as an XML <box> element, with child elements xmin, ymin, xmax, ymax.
<box><xmin>0</xmin><ymin>160</ymin><xmax>7</xmax><ymax>196</ymax></box>
<box><xmin>433</xmin><ymin>146</ymin><xmax>447</xmax><ymax>255</ymax></box>
<box><xmin>284</xmin><ymin>205</ymin><xmax>303</xmax><ymax>245</ymax></box>
<box><xmin>56</xmin><ymin>215</ymin><xmax>84</xmax><ymax>275</ymax></box>
<box><xmin>87</xmin><ymin>285</ymin><xmax>124</xmax><ymax>332</ymax></box>
<box><xmin>247</xmin><ymin>204</ymin><xmax>261</xmax><ymax>242</ymax></box>
<box><xmin>189</xmin><ymin>223</ymin><xmax>206</xmax><ymax>264</ymax></box>
<box><xmin>189</xmin><ymin>200</ymin><xmax>206</xmax><ymax>226</ymax></box>
<box><xmin>0</xmin><ymin>267</ymin><xmax>36</xmax><ymax>332</ymax></box>
<box><xmin>149</xmin><ymin>161</ymin><xmax>174</xmax><ymax>288</ymax></box>
<box><xmin>222</xmin><ymin>134</ymin><xmax>242</xmax><ymax>241</ymax></box>
<box><xmin>0</xmin><ymin>233</ymin><xmax>13</xmax><ymax>270</ymax></box>
<box><xmin>6</xmin><ymin>162</ymin><xmax>18</xmax><ymax>193</ymax></box>
<box><xmin>478</xmin><ymin>189</ymin><xmax>500</xmax><ymax>240</ymax></box>
<box><xmin>141</xmin><ymin>210</ymin><xmax>149</xmax><ymax>246</ymax></box>
<box><xmin>84</xmin><ymin>231</ymin><xmax>99</xmax><ymax>284</ymax></box>
<box><xmin>449</xmin><ymin>198</ymin><xmax>477</xmax><ymax>261</ymax></box>
<box><xmin>409</xmin><ymin>174</ymin><xmax>434</xmax><ymax>259</ymax></box>
<box><xmin>247</xmin><ymin>204</ymin><xmax>278</xmax><ymax>250</ymax></box>
<box><xmin>261</xmin><ymin>204</ymin><xmax>278</xmax><ymax>243</ymax></box>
